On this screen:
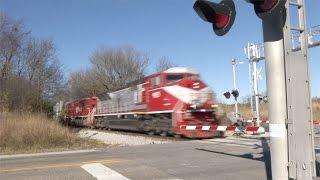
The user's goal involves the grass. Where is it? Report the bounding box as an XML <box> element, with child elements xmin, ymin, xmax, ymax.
<box><xmin>0</xmin><ymin>112</ymin><xmax>106</xmax><ymax>154</ymax></box>
<box><xmin>313</xmin><ymin>101</ymin><xmax>320</xmax><ymax>121</ymax></box>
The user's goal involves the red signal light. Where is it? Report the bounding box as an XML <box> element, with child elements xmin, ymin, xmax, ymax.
<box><xmin>259</xmin><ymin>0</ymin><xmax>278</xmax><ymax>12</ymax></box>
<box><xmin>193</xmin><ymin>0</ymin><xmax>236</xmax><ymax>36</ymax></box>
<box><xmin>247</xmin><ymin>0</ymin><xmax>286</xmax><ymax>19</ymax></box>
<box><xmin>214</xmin><ymin>13</ymin><xmax>230</xmax><ymax>29</ymax></box>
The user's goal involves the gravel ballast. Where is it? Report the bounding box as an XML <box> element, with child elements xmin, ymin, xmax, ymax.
<box><xmin>78</xmin><ymin>129</ymin><xmax>173</xmax><ymax>146</ymax></box>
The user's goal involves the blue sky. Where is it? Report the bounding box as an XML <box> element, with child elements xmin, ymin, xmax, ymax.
<box><xmin>1</xmin><ymin>0</ymin><xmax>319</xmax><ymax>102</ymax></box>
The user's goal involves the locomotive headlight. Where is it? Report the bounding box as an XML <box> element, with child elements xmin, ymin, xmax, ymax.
<box><xmin>190</xmin><ymin>93</ymin><xmax>202</xmax><ymax>107</ymax></box>
<box><xmin>190</xmin><ymin>93</ymin><xmax>197</xmax><ymax>102</ymax></box>
<box><xmin>189</xmin><ymin>94</ymin><xmax>198</xmax><ymax>104</ymax></box>
<box><xmin>190</xmin><ymin>104</ymin><xmax>198</xmax><ymax>109</ymax></box>
<box><xmin>200</xmin><ymin>93</ymin><xmax>208</xmax><ymax>103</ymax></box>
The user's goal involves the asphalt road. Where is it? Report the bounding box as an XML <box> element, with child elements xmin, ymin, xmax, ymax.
<box><xmin>0</xmin><ymin>137</ymin><xmax>271</xmax><ymax>180</ymax></box>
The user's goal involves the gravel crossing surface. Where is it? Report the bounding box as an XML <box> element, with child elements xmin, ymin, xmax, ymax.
<box><xmin>78</xmin><ymin>129</ymin><xmax>175</xmax><ymax>146</ymax></box>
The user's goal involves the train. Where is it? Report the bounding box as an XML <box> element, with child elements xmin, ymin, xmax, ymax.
<box><xmin>64</xmin><ymin>67</ymin><xmax>228</xmax><ymax>138</ymax></box>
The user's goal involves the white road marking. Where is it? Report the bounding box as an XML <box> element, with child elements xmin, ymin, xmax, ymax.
<box><xmin>81</xmin><ymin>163</ymin><xmax>130</xmax><ymax>180</ymax></box>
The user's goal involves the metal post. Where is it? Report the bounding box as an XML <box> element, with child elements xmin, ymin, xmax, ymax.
<box><xmin>232</xmin><ymin>58</ymin><xmax>238</xmax><ymax>119</ymax></box>
<box><xmin>262</xmin><ymin>9</ymin><xmax>288</xmax><ymax>180</ymax></box>
<box><xmin>248</xmin><ymin>59</ymin><xmax>254</xmax><ymax>118</ymax></box>
<box><xmin>252</xmin><ymin>59</ymin><xmax>260</xmax><ymax>126</ymax></box>
<box><xmin>246</xmin><ymin>43</ymin><xmax>254</xmax><ymax>120</ymax></box>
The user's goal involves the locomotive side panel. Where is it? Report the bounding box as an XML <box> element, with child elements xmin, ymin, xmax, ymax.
<box><xmin>147</xmin><ymin>88</ymin><xmax>178</xmax><ymax>112</ymax></box>
<box><xmin>96</xmin><ymin>85</ymin><xmax>148</xmax><ymax>115</ymax></box>
<box><xmin>99</xmin><ymin>87</ymin><xmax>135</xmax><ymax>113</ymax></box>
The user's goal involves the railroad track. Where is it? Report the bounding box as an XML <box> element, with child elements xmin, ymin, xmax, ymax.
<box><xmin>70</xmin><ymin>126</ymin><xmax>186</xmax><ymax>141</ymax></box>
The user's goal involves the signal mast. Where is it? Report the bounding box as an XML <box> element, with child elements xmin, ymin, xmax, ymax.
<box><xmin>223</xmin><ymin>58</ymin><xmax>241</xmax><ymax>120</ymax></box>
<box><xmin>245</xmin><ymin>43</ymin><xmax>264</xmax><ymax>126</ymax></box>
<box><xmin>245</xmin><ymin>25</ymin><xmax>320</xmax><ymax>127</ymax></box>
<box><xmin>193</xmin><ymin>0</ymin><xmax>319</xmax><ymax>179</ymax></box>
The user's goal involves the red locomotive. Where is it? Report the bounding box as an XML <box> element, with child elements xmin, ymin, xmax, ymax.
<box><xmin>65</xmin><ymin>67</ymin><xmax>225</xmax><ymax>138</ymax></box>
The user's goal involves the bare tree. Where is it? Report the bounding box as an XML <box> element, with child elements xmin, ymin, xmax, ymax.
<box><xmin>0</xmin><ymin>13</ymin><xmax>64</xmax><ymax>113</ymax></box>
<box><xmin>23</xmin><ymin>38</ymin><xmax>63</xmax><ymax>99</ymax></box>
<box><xmin>68</xmin><ymin>70</ymin><xmax>105</xmax><ymax>99</ymax></box>
<box><xmin>68</xmin><ymin>47</ymin><xmax>149</xmax><ymax>99</ymax></box>
<box><xmin>90</xmin><ymin>46</ymin><xmax>149</xmax><ymax>91</ymax></box>
<box><xmin>0</xmin><ymin>13</ymin><xmax>29</xmax><ymax>81</ymax></box>
<box><xmin>155</xmin><ymin>56</ymin><xmax>176</xmax><ymax>72</ymax></box>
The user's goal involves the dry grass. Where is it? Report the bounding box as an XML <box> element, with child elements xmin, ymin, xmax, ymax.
<box><xmin>219</xmin><ymin>101</ymin><xmax>319</xmax><ymax>121</ymax></box>
<box><xmin>313</xmin><ymin>101</ymin><xmax>320</xmax><ymax>121</ymax></box>
<box><xmin>0</xmin><ymin>112</ymin><xmax>105</xmax><ymax>154</ymax></box>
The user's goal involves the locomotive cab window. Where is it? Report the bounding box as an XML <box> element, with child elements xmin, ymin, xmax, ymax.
<box><xmin>186</xmin><ymin>74</ymin><xmax>199</xmax><ymax>80</ymax></box>
<box><xmin>166</xmin><ymin>74</ymin><xmax>183</xmax><ymax>84</ymax></box>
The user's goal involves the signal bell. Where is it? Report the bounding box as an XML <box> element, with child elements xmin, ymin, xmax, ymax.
<box><xmin>193</xmin><ymin>0</ymin><xmax>236</xmax><ymax>36</ymax></box>
<box><xmin>247</xmin><ymin>0</ymin><xmax>286</xmax><ymax>19</ymax></box>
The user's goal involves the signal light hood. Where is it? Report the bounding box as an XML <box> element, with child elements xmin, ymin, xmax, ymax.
<box><xmin>193</xmin><ymin>0</ymin><xmax>236</xmax><ymax>36</ymax></box>
<box><xmin>247</xmin><ymin>0</ymin><xmax>286</xmax><ymax>19</ymax></box>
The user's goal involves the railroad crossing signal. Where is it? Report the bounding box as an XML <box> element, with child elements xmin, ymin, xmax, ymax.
<box><xmin>231</xmin><ymin>90</ymin><xmax>239</xmax><ymax>99</ymax></box>
<box><xmin>246</xmin><ymin>0</ymin><xmax>287</xmax><ymax>19</ymax></box>
<box><xmin>223</xmin><ymin>90</ymin><xmax>239</xmax><ymax>99</ymax></box>
<box><xmin>193</xmin><ymin>0</ymin><xmax>236</xmax><ymax>36</ymax></box>
<box><xmin>194</xmin><ymin>0</ymin><xmax>316</xmax><ymax>179</ymax></box>
<box><xmin>223</xmin><ymin>91</ymin><xmax>231</xmax><ymax>99</ymax></box>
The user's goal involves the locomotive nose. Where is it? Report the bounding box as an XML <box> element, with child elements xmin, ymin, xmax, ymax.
<box><xmin>190</xmin><ymin>93</ymin><xmax>201</xmax><ymax>109</ymax></box>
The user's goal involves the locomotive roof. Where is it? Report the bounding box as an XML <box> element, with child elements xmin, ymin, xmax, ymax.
<box><xmin>163</xmin><ymin>67</ymin><xmax>199</xmax><ymax>74</ymax></box>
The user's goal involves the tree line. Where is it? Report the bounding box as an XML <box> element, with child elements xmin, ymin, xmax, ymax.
<box><xmin>0</xmin><ymin>13</ymin><xmax>176</xmax><ymax>113</ymax></box>
<box><xmin>0</xmin><ymin>13</ymin><xmax>63</xmax><ymax>114</ymax></box>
